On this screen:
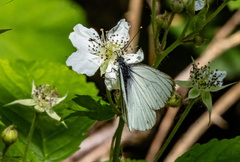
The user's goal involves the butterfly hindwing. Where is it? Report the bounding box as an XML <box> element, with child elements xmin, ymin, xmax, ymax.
<box><xmin>119</xmin><ymin>62</ymin><xmax>174</xmax><ymax>131</ymax></box>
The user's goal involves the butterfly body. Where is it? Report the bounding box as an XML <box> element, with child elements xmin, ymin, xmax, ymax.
<box><xmin>117</xmin><ymin>56</ymin><xmax>175</xmax><ymax>131</ymax></box>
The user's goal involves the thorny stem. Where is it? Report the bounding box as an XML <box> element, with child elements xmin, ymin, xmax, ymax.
<box><xmin>161</xmin><ymin>12</ymin><xmax>176</xmax><ymax>50</ymax></box>
<box><xmin>154</xmin><ymin>98</ymin><xmax>199</xmax><ymax>161</ymax></box>
<box><xmin>151</xmin><ymin>0</ymin><xmax>161</xmax><ymax>56</ymax></box>
<box><xmin>151</xmin><ymin>0</ymin><xmax>157</xmax><ymax>35</ymax></box>
<box><xmin>22</xmin><ymin>112</ymin><xmax>38</xmax><ymax>162</ymax></box>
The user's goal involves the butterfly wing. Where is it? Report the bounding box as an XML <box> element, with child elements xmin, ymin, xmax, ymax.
<box><xmin>121</xmin><ymin>64</ymin><xmax>175</xmax><ymax>131</ymax></box>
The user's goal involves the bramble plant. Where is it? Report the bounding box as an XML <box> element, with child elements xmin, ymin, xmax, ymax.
<box><xmin>0</xmin><ymin>0</ymin><xmax>239</xmax><ymax>162</ymax></box>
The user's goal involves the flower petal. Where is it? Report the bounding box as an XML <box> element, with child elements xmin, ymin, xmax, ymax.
<box><xmin>31</xmin><ymin>80</ymin><xmax>36</xmax><ymax>94</ymax></box>
<box><xmin>66</xmin><ymin>51</ymin><xmax>103</xmax><ymax>76</ymax></box>
<box><xmin>69</xmin><ymin>24</ymin><xmax>101</xmax><ymax>54</ymax></box>
<box><xmin>5</xmin><ymin>99</ymin><xmax>36</xmax><ymax>107</ymax></box>
<box><xmin>107</xmin><ymin>19</ymin><xmax>130</xmax><ymax>48</ymax></box>
<box><xmin>123</xmin><ymin>48</ymin><xmax>144</xmax><ymax>64</ymax></box>
<box><xmin>195</xmin><ymin>0</ymin><xmax>205</xmax><ymax>11</ymax></box>
<box><xmin>46</xmin><ymin>109</ymin><xmax>67</xmax><ymax>128</ymax></box>
<box><xmin>104</xmin><ymin>71</ymin><xmax>120</xmax><ymax>90</ymax></box>
<box><xmin>214</xmin><ymin>70</ymin><xmax>226</xmax><ymax>86</ymax></box>
<box><xmin>34</xmin><ymin>105</ymin><xmax>45</xmax><ymax>112</ymax></box>
<box><xmin>55</xmin><ymin>93</ymin><xmax>68</xmax><ymax>105</ymax></box>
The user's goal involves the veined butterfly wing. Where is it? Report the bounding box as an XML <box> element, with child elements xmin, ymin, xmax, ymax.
<box><xmin>118</xmin><ymin>57</ymin><xmax>175</xmax><ymax>131</ymax></box>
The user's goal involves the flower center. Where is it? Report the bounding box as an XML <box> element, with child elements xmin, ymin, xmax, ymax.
<box><xmin>32</xmin><ymin>85</ymin><xmax>59</xmax><ymax>109</ymax></box>
<box><xmin>190</xmin><ymin>62</ymin><xmax>224</xmax><ymax>90</ymax></box>
<box><xmin>88</xmin><ymin>29</ymin><xmax>129</xmax><ymax>75</ymax></box>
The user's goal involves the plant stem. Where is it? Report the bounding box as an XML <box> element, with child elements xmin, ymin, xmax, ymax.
<box><xmin>184</xmin><ymin>0</ymin><xmax>231</xmax><ymax>41</ymax></box>
<box><xmin>111</xmin><ymin>117</ymin><xmax>125</xmax><ymax>162</ymax></box>
<box><xmin>1</xmin><ymin>144</ymin><xmax>9</xmax><ymax>160</ymax></box>
<box><xmin>22</xmin><ymin>112</ymin><xmax>38</xmax><ymax>162</ymax></box>
<box><xmin>161</xmin><ymin>12</ymin><xmax>176</xmax><ymax>50</ymax></box>
<box><xmin>152</xmin><ymin>17</ymin><xmax>191</xmax><ymax>68</ymax></box>
<box><xmin>154</xmin><ymin>98</ymin><xmax>198</xmax><ymax>161</ymax></box>
<box><xmin>151</xmin><ymin>0</ymin><xmax>157</xmax><ymax>35</ymax></box>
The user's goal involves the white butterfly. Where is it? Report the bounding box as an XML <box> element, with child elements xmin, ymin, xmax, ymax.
<box><xmin>117</xmin><ymin>56</ymin><xmax>175</xmax><ymax>131</ymax></box>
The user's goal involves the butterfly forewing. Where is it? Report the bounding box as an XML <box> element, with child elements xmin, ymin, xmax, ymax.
<box><xmin>118</xmin><ymin>57</ymin><xmax>175</xmax><ymax>131</ymax></box>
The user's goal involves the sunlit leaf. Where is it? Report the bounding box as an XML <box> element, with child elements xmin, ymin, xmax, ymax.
<box><xmin>0</xmin><ymin>0</ymin><xmax>86</xmax><ymax>62</ymax></box>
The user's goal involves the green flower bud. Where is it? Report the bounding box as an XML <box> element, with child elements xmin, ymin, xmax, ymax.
<box><xmin>156</xmin><ymin>15</ymin><xmax>168</xmax><ymax>29</ymax></box>
<box><xmin>170</xmin><ymin>0</ymin><xmax>184</xmax><ymax>13</ymax></box>
<box><xmin>1</xmin><ymin>125</ymin><xmax>18</xmax><ymax>146</ymax></box>
<box><xmin>167</xmin><ymin>94</ymin><xmax>182</xmax><ymax>107</ymax></box>
<box><xmin>194</xmin><ymin>35</ymin><xmax>205</xmax><ymax>47</ymax></box>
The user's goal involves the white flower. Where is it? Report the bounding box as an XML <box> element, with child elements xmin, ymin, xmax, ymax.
<box><xmin>5</xmin><ymin>81</ymin><xmax>67</xmax><ymax>127</ymax></box>
<box><xmin>189</xmin><ymin>62</ymin><xmax>227</xmax><ymax>91</ymax></box>
<box><xmin>195</xmin><ymin>0</ymin><xmax>205</xmax><ymax>11</ymax></box>
<box><xmin>66</xmin><ymin>19</ymin><xmax>144</xmax><ymax>90</ymax></box>
<box><xmin>66</xmin><ymin>19</ymin><xmax>130</xmax><ymax>76</ymax></box>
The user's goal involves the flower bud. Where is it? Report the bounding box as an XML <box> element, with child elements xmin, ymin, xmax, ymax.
<box><xmin>170</xmin><ymin>0</ymin><xmax>184</xmax><ymax>13</ymax></box>
<box><xmin>156</xmin><ymin>15</ymin><xmax>168</xmax><ymax>29</ymax></box>
<box><xmin>167</xmin><ymin>94</ymin><xmax>182</xmax><ymax>107</ymax></box>
<box><xmin>1</xmin><ymin>125</ymin><xmax>18</xmax><ymax>146</ymax></box>
<box><xmin>194</xmin><ymin>35</ymin><xmax>205</xmax><ymax>47</ymax></box>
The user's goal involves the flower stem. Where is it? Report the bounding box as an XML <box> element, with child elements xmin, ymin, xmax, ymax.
<box><xmin>1</xmin><ymin>144</ymin><xmax>9</xmax><ymax>160</ymax></box>
<box><xmin>161</xmin><ymin>12</ymin><xmax>176</xmax><ymax>50</ymax></box>
<box><xmin>22</xmin><ymin>112</ymin><xmax>38</xmax><ymax>162</ymax></box>
<box><xmin>152</xmin><ymin>17</ymin><xmax>191</xmax><ymax>68</ymax></box>
<box><xmin>154</xmin><ymin>98</ymin><xmax>198</xmax><ymax>161</ymax></box>
<box><xmin>184</xmin><ymin>0</ymin><xmax>231</xmax><ymax>41</ymax></box>
<box><xmin>111</xmin><ymin>117</ymin><xmax>125</xmax><ymax>162</ymax></box>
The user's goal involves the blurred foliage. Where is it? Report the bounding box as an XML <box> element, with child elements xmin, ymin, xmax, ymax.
<box><xmin>228</xmin><ymin>0</ymin><xmax>240</xmax><ymax>11</ymax></box>
<box><xmin>176</xmin><ymin>136</ymin><xmax>240</xmax><ymax>161</ymax></box>
<box><xmin>0</xmin><ymin>0</ymin><xmax>86</xmax><ymax>62</ymax></box>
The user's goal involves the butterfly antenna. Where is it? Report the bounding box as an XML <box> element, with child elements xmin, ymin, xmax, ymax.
<box><xmin>123</xmin><ymin>26</ymin><xmax>143</xmax><ymax>50</ymax></box>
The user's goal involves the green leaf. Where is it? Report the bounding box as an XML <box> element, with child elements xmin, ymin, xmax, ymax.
<box><xmin>65</xmin><ymin>95</ymin><xmax>115</xmax><ymax>121</ymax></box>
<box><xmin>0</xmin><ymin>59</ymin><xmax>98</xmax><ymax>161</ymax></box>
<box><xmin>228</xmin><ymin>0</ymin><xmax>240</xmax><ymax>11</ymax></box>
<box><xmin>0</xmin><ymin>29</ymin><xmax>11</xmax><ymax>34</ymax></box>
<box><xmin>0</xmin><ymin>0</ymin><xmax>86</xmax><ymax>62</ymax></box>
<box><xmin>176</xmin><ymin>136</ymin><xmax>240</xmax><ymax>161</ymax></box>
<box><xmin>187</xmin><ymin>87</ymin><xmax>201</xmax><ymax>99</ymax></box>
<box><xmin>175</xmin><ymin>80</ymin><xmax>193</xmax><ymax>88</ymax></box>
